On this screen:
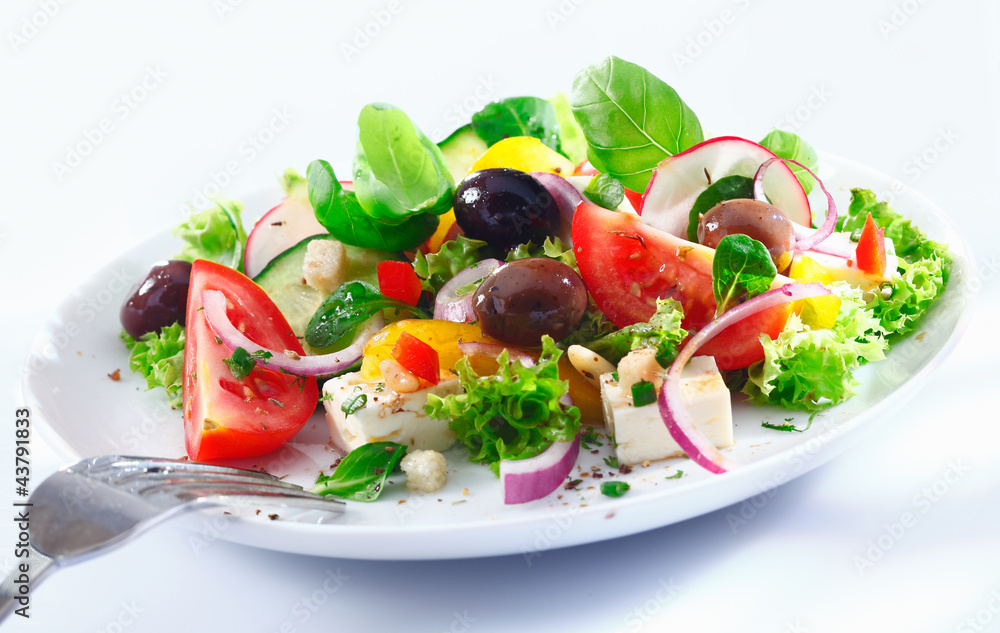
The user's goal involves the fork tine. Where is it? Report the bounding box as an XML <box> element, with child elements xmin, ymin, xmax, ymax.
<box><xmin>120</xmin><ymin>472</ymin><xmax>305</xmax><ymax>494</ymax></box>
<box><xmin>82</xmin><ymin>456</ymin><xmax>282</xmax><ymax>482</ymax></box>
<box><xmin>143</xmin><ymin>481</ymin><xmax>345</xmax><ymax>512</ymax></box>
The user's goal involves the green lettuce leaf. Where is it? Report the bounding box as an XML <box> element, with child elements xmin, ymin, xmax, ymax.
<box><xmin>121</xmin><ymin>323</ymin><xmax>186</xmax><ymax>407</ymax></box>
<box><xmin>744</xmin><ymin>284</ymin><xmax>889</xmax><ymax>411</ymax></box>
<box><xmin>505</xmin><ymin>236</ymin><xmax>577</xmax><ymax>271</ymax></box>
<box><xmin>413</xmin><ymin>235</ymin><xmax>489</xmax><ymax>292</ymax></box>
<box><xmin>425</xmin><ymin>336</ymin><xmax>580</xmax><ymax>475</ymax></box>
<box><xmin>173</xmin><ymin>197</ymin><xmax>247</xmax><ymax>271</ymax></box>
<box><xmin>837</xmin><ymin>189</ymin><xmax>951</xmax><ymax>265</ymax></box>
<box><xmin>872</xmin><ymin>256</ymin><xmax>948</xmax><ymax>337</ymax></box>
<box><xmin>588</xmin><ymin>298</ymin><xmax>687</xmax><ymax>365</ymax></box>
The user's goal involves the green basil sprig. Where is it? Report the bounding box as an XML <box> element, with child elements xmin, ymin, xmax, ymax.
<box><xmin>307</xmin><ymin>159</ymin><xmax>438</xmax><ymax>252</ymax></box>
<box><xmin>310</xmin><ymin>442</ymin><xmax>407</xmax><ymax>502</ymax></box>
<box><xmin>570</xmin><ymin>56</ymin><xmax>703</xmax><ymax>192</ymax></box>
<box><xmin>306</xmin><ymin>280</ymin><xmax>428</xmax><ymax>349</ymax></box>
<box><xmin>583</xmin><ymin>173</ymin><xmax>625</xmax><ymax>210</ymax></box>
<box><xmin>712</xmin><ymin>234</ymin><xmax>777</xmax><ymax>316</ymax></box>
<box><xmin>353</xmin><ymin>103</ymin><xmax>454</xmax><ymax>223</ymax></box>
<box><xmin>471</xmin><ymin>96</ymin><xmax>562</xmax><ymax>154</ymax></box>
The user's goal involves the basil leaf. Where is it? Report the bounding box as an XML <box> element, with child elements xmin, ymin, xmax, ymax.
<box><xmin>353</xmin><ymin>104</ymin><xmax>454</xmax><ymax>223</ymax></box>
<box><xmin>307</xmin><ymin>159</ymin><xmax>439</xmax><ymax>251</ymax></box>
<box><xmin>687</xmin><ymin>175</ymin><xmax>755</xmax><ymax>242</ymax></box>
<box><xmin>583</xmin><ymin>173</ymin><xmax>625</xmax><ymax>210</ymax></box>
<box><xmin>306</xmin><ymin>280</ymin><xmax>428</xmax><ymax>349</ymax></box>
<box><xmin>472</xmin><ymin>96</ymin><xmax>561</xmax><ymax>153</ymax></box>
<box><xmin>712</xmin><ymin>234</ymin><xmax>777</xmax><ymax>316</ymax></box>
<box><xmin>759</xmin><ymin>129</ymin><xmax>819</xmax><ymax>196</ymax></box>
<box><xmin>310</xmin><ymin>442</ymin><xmax>407</xmax><ymax>502</ymax></box>
<box><xmin>570</xmin><ymin>56</ymin><xmax>703</xmax><ymax>192</ymax></box>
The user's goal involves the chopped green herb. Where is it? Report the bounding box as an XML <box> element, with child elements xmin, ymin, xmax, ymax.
<box><xmin>341</xmin><ymin>393</ymin><xmax>368</xmax><ymax>416</ymax></box>
<box><xmin>603</xmin><ymin>455</ymin><xmax>619</xmax><ymax>469</ymax></box>
<box><xmin>223</xmin><ymin>347</ymin><xmax>257</xmax><ymax>381</ymax></box>
<box><xmin>580</xmin><ymin>427</ymin><xmax>603</xmax><ymax>449</ymax></box>
<box><xmin>631</xmin><ymin>380</ymin><xmax>657</xmax><ymax>407</ymax></box>
<box><xmin>665</xmin><ymin>470</ymin><xmax>684</xmax><ymax>479</ymax></box>
<box><xmin>600</xmin><ymin>481</ymin><xmax>630</xmax><ymax>497</ymax></box>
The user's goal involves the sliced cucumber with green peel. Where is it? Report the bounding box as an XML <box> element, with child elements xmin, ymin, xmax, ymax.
<box><xmin>438</xmin><ymin>124</ymin><xmax>488</xmax><ymax>182</ymax></box>
<box><xmin>253</xmin><ymin>234</ymin><xmax>402</xmax><ymax>348</ymax></box>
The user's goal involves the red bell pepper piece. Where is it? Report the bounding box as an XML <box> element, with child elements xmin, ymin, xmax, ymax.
<box><xmin>377</xmin><ymin>261</ymin><xmax>422</xmax><ymax>306</ymax></box>
<box><xmin>391</xmin><ymin>332</ymin><xmax>440</xmax><ymax>384</ymax></box>
<box><xmin>855</xmin><ymin>212</ymin><xmax>886</xmax><ymax>276</ymax></box>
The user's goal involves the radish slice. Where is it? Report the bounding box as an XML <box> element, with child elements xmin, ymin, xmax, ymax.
<box><xmin>500</xmin><ymin>433</ymin><xmax>581</xmax><ymax>504</ymax></box>
<box><xmin>753</xmin><ymin>158</ymin><xmax>837</xmax><ymax>252</ymax></box>
<box><xmin>640</xmin><ymin>136</ymin><xmax>811</xmax><ymax>237</ymax></box>
<box><xmin>433</xmin><ymin>258</ymin><xmax>502</xmax><ymax>323</ymax></box>
<box><xmin>529</xmin><ymin>172</ymin><xmax>583</xmax><ymax>244</ymax></box>
<box><xmin>457</xmin><ymin>341</ymin><xmax>535</xmax><ymax>367</ymax></box>
<box><xmin>243</xmin><ymin>181</ymin><xmax>354</xmax><ymax>279</ymax></box>
<box><xmin>201</xmin><ymin>289</ymin><xmax>382</xmax><ymax>376</ymax></box>
<box><xmin>659</xmin><ymin>282</ymin><xmax>831</xmax><ymax>474</ymax></box>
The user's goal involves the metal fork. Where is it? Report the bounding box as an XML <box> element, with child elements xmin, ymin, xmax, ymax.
<box><xmin>0</xmin><ymin>455</ymin><xmax>344</xmax><ymax>622</ymax></box>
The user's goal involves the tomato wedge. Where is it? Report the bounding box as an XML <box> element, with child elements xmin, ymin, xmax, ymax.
<box><xmin>571</xmin><ymin>201</ymin><xmax>791</xmax><ymax>370</ymax></box>
<box><xmin>182</xmin><ymin>260</ymin><xmax>318</xmax><ymax>461</ymax></box>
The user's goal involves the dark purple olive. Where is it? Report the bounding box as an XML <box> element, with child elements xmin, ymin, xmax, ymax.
<box><xmin>454</xmin><ymin>168</ymin><xmax>560</xmax><ymax>250</ymax></box>
<box><xmin>472</xmin><ymin>258</ymin><xmax>588</xmax><ymax>347</ymax></box>
<box><xmin>120</xmin><ymin>260</ymin><xmax>193</xmax><ymax>339</ymax></box>
<box><xmin>697</xmin><ymin>199</ymin><xmax>795</xmax><ymax>272</ymax></box>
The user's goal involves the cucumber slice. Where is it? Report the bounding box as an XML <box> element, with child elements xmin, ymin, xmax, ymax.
<box><xmin>438</xmin><ymin>124</ymin><xmax>488</xmax><ymax>182</ymax></box>
<box><xmin>253</xmin><ymin>235</ymin><xmax>402</xmax><ymax>347</ymax></box>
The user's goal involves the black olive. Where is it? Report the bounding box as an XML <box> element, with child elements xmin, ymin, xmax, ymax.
<box><xmin>120</xmin><ymin>260</ymin><xmax>193</xmax><ymax>339</ymax></box>
<box><xmin>697</xmin><ymin>199</ymin><xmax>795</xmax><ymax>272</ymax></box>
<box><xmin>454</xmin><ymin>168</ymin><xmax>560</xmax><ymax>250</ymax></box>
<box><xmin>472</xmin><ymin>258</ymin><xmax>588</xmax><ymax>347</ymax></box>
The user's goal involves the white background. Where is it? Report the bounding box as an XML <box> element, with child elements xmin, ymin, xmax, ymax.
<box><xmin>2</xmin><ymin>0</ymin><xmax>999</xmax><ymax>631</ymax></box>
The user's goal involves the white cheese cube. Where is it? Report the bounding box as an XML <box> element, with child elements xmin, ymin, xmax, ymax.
<box><xmin>322</xmin><ymin>372</ymin><xmax>460</xmax><ymax>453</ymax></box>
<box><xmin>601</xmin><ymin>356</ymin><xmax>733</xmax><ymax>466</ymax></box>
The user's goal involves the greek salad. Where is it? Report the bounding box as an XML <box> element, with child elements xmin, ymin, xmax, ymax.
<box><xmin>119</xmin><ymin>56</ymin><xmax>951</xmax><ymax>505</ymax></box>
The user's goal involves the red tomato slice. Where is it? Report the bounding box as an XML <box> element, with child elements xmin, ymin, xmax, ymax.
<box><xmin>377</xmin><ymin>260</ymin><xmax>422</xmax><ymax>306</ymax></box>
<box><xmin>571</xmin><ymin>201</ymin><xmax>791</xmax><ymax>370</ymax></box>
<box><xmin>391</xmin><ymin>332</ymin><xmax>441</xmax><ymax>384</ymax></box>
<box><xmin>182</xmin><ymin>260</ymin><xmax>317</xmax><ymax>462</ymax></box>
<box><xmin>855</xmin><ymin>213</ymin><xmax>887</xmax><ymax>276</ymax></box>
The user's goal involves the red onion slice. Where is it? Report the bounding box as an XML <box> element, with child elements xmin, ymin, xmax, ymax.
<box><xmin>456</xmin><ymin>341</ymin><xmax>535</xmax><ymax>367</ymax></box>
<box><xmin>201</xmin><ymin>289</ymin><xmax>383</xmax><ymax>376</ymax></box>
<box><xmin>753</xmin><ymin>158</ymin><xmax>837</xmax><ymax>252</ymax></box>
<box><xmin>500</xmin><ymin>433</ymin><xmax>581</xmax><ymax>504</ymax></box>
<box><xmin>530</xmin><ymin>171</ymin><xmax>583</xmax><ymax>244</ymax></box>
<box><xmin>433</xmin><ymin>258</ymin><xmax>502</xmax><ymax>323</ymax></box>
<box><xmin>659</xmin><ymin>282</ymin><xmax>831</xmax><ymax>474</ymax></box>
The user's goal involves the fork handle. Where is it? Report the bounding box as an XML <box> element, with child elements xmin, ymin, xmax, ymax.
<box><xmin>0</xmin><ymin>545</ymin><xmax>57</xmax><ymax>623</ymax></box>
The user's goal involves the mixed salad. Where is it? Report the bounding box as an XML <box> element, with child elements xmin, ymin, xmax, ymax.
<box><xmin>119</xmin><ymin>56</ymin><xmax>951</xmax><ymax>505</ymax></box>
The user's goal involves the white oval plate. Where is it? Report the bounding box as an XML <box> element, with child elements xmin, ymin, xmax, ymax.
<box><xmin>20</xmin><ymin>154</ymin><xmax>973</xmax><ymax>560</ymax></box>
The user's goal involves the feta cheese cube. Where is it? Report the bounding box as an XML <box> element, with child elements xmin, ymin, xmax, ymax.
<box><xmin>323</xmin><ymin>372</ymin><xmax>460</xmax><ymax>453</ymax></box>
<box><xmin>601</xmin><ymin>356</ymin><xmax>733</xmax><ymax>466</ymax></box>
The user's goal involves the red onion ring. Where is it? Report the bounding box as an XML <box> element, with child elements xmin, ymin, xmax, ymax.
<box><xmin>753</xmin><ymin>158</ymin><xmax>838</xmax><ymax>252</ymax></box>
<box><xmin>500</xmin><ymin>432</ymin><xmax>581</xmax><ymax>504</ymax></box>
<box><xmin>433</xmin><ymin>259</ymin><xmax>502</xmax><ymax>323</ymax></box>
<box><xmin>530</xmin><ymin>171</ymin><xmax>583</xmax><ymax>244</ymax></box>
<box><xmin>201</xmin><ymin>289</ymin><xmax>383</xmax><ymax>376</ymax></box>
<box><xmin>658</xmin><ymin>282</ymin><xmax>831</xmax><ymax>474</ymax></box>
